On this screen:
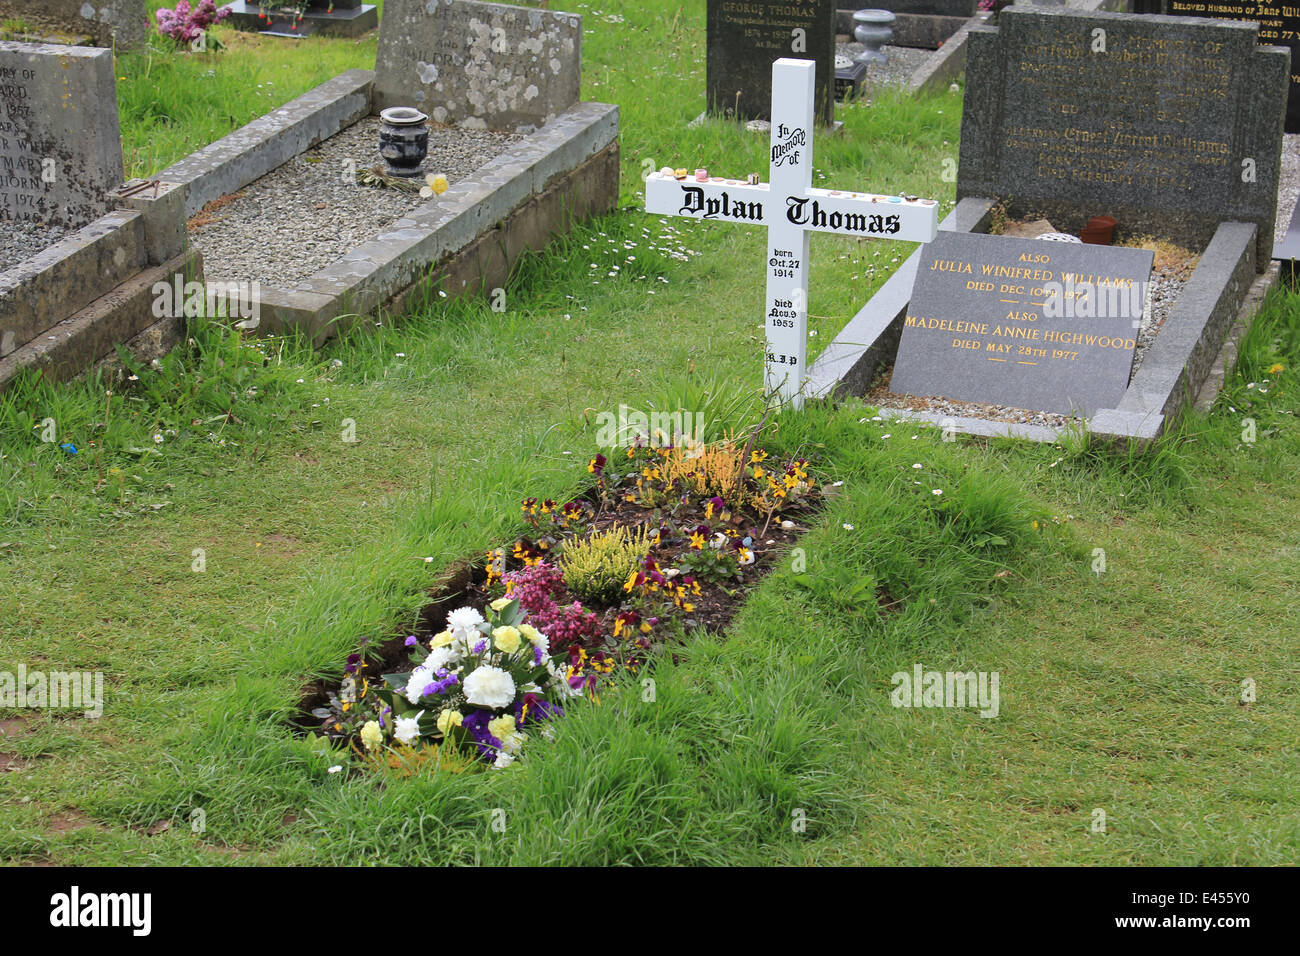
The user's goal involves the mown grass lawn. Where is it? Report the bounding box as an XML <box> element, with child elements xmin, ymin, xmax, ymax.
<box><xmin>0</xmin><ymin>1</ymin><xmax>1296</xmax><ymax>865</ymax></box>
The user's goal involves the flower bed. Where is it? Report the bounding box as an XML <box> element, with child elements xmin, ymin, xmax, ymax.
<box><xmin>305</xmin><ymin>436</ymin><xmax>825</xmax><ymax>772</ymax></box>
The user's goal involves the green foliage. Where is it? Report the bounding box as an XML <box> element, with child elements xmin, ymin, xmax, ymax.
<box><xmin>674</xmin><ymin>545</ymin><xmax>744</xmax><ymax>588</ymax></box>
<box><xmin>560</xmin><ymin>525</ymin><xmax>654</xmax><ymax>605</ymax></box>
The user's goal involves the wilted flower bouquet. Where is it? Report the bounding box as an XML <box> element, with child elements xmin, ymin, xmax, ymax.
<box><xmin>357</xmin><ymin>598</ymin><xmax>578</xmax><ymax>768</ymax></box>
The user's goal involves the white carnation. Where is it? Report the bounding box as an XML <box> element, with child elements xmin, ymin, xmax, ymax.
<box><xmin>426</xmin><ymin>645</ymin><xmax>461</xmax><ymax>671</ymax></box>
<box><xmin>394</xmin><ymin>711</ymin><xmax>423</xmax><ymax>745</ymax></box>
<box><xmin>446</xmin><ymin>606</ymin><xmax>485</xmax><ymax>642</ymax></box>
<box><xmin>405</xmin><ymin>664</ymin><xmax>436</xmax><ymax>704</ymax></box>
<box><xmin>463</xmin><ymin>665</ymin><xmax>516</xmax><ymax>709</ymax></box>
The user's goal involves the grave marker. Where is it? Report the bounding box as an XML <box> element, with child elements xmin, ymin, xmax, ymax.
<box><xmin>646</xmin><ymin>59</ymin><xmax>939</xmax><ymax>407</ymax></box>
<box><xmin>374</xmin><ymin>0</ymin><xmax>581</xmax><ymax>133</ymax></box>
<box><xmin>707</xmin><ymin>0</ymin><xmax>837</xmax><ymax>125</ymax></box>
<box><xmin>959</xmin><ymin>7</ymin><xmax>1288</xmax><ymax>267</ymax></box>
<box><xmin>0</xmin><ymin>41</ymin><xmax>124</xmax><ymax>230</ymax></box>
<box><xmin>889</xmin><ymin>231</ymin><xmax>1154</xmax><ymax>416</ymax></box>
<box><xmin>1163</xmin><ymin>0</ymin><xmax>1300</xmax><ymax>134</ymax></box>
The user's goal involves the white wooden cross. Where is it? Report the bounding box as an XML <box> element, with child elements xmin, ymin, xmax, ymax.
<box><xmin>646</xmin><ymin>59</ymin><xmax>940</xmax><ymax>409</ymax></box>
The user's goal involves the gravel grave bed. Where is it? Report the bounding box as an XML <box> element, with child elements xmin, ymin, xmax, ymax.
<box><xmin>836</xmin><ymin>43</ymin><xmax>934</xmax><ymax>88</ymax></box>
<box><xmin>861</xmin><ymin>252</ymin><xmax>1194</xmax><ymax>429</ymax></box>
<box><xmin>2</xmin><ymin>220</ymin><xmax>73</xmax><ymax>268</ymax></box>
<box><xmin>188</xmin><ymin>117</ymin><xmax>524</xmax><ymax>286</ymax></box>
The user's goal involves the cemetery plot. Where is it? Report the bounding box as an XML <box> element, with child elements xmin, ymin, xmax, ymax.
<box><xmin>300</xmin><ymin>438</ymin><xmax>827</xmax><ymax>768</ymax></box>
<box><xmin>149</xmin><ymin>0</ymin><xmax>617</xmax><ymax>343</ymax></box>
<box><xmin>188</xmin><ymin>119</ymin><xmax>524</xmax><ymax>287</ymax></box>
<box><xmin>812</xmin><ymin>7</ymin><xmax>1289</xmax><ymax>442</ymax></box>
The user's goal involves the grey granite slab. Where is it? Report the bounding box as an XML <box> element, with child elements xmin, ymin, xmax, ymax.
<box><xmin>958</xmin><ymin>7</ymin><xmax>1289</xmax><ymax>268</ymax></box>
<box><xmin>890</xmin><ymin>231</ymin><xmax>1154</xmax><ymax>417</ymax></box>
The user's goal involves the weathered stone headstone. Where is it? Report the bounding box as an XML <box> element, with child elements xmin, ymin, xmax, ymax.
<box><xmin>0</xmin><ymin>0</ymin><xmax>148</xmax><ymax>51</ymax></box>
<box><xmin>0</xmin><ymin>41</ymin><xmax>124</xmax><ymax>230</ymax></box>
<box><xmin>1162</xmin><ymin>0</ymin><xmax>1300</xmax><ymax>134</ymax></box>
<box><xmin>959</xmin><ymin>7</ymin><xmax>1289</xmax><ymax>267</ymax></box>
<box><xmin>707</xmin><ymin>0</ymin><xmax>837</xmax><ymax>125</ymax></box>
<box><xmin>890</xmin><ymin>231</ymin><xmax>1154</xmax><ymax>416</ymax></box>
<box><xmin>648</xmin><ymin>59</ymin><xmax>938</xmax><ymax>408</ymax></box>
<box><xmin>374</xmin><ymin>0</ymin><xmax>581</xmax><ymax>133</ymax></box>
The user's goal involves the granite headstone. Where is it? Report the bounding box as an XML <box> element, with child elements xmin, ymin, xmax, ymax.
<box><xmin>958</xmin><ymin>7</ymin><xmax>1289</xmax><ymax>268</ymax></box>
<box><xmin>707</xmin><ymin>0</ymin><xmax>837</xmax><ymax>125</ymax></box>
<box><xmin>890</xmin><ymin>231</ymin><xmax>1155</xmax><ymax>417</ymax></box>
<box><xmin>0</xmin><ymin>41</ymin><xmax>124</xmax><ymax>230</ymax></box>
<box><xmin>374</xmin><ymin>0</ymin><xmax>582</xmax><ymax>133</ymax></box>
<box><xmin>1162</xmin><ymin>0</ymin><xmax>1300</xmax><ymax>134</ymax></box>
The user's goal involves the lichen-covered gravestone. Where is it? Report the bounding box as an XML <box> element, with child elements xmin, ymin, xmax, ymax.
<box><xmin>0</xmin><ymin>0</ymin><xmax>149</xmax><ymax>51</ymax></box>
<box><xmin>0</xmin><ymin>40</ymin><xmax>124</xmax><ymax>232</ymax></box>
<box><xmin>374</xmin><ymin>0</ymin><xmax>581</xmax><ymax>133</ymax></box>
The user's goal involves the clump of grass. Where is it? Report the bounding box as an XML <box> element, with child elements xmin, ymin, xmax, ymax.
<box><xmin>1117</xmin><ymin>234</ymin><xmax>1201</xmax><ymax>280</ymax></box>
<box><xmin>561</xmin><ymin>524</ymin><xmax>654</xmax><ymax>605</ymax></box>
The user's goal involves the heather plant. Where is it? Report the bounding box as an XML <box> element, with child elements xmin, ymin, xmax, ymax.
<box><xmin>560</xmin><ymin>525</ymin><xmax>655</xmax><ymax>605</ymax></box>
<box><xmin>502</xmin><ymin>561</ymin><xmax>603</xmax><ymax>655</ymax></box>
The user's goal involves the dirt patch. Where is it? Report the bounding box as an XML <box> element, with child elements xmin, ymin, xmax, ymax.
<box><xmin>0</xmin><ymin>753</ymin><xmax>28</xmax><ymax>772</ymax></box>
<box><xmin>261</xmin><ymin>533</ymin><xmax>305</xmax><ymax>556</ymax></box>
<box><xmin>187</xmin><ymin>190</ymin><xmax>247</xmax><ymax>230</ymax></box>
<box><xmin>0</xmin><ymin>717</ymin><xmax>30</xmax><ymax>739</ymax></box>
<box><xmin>47</xmin><ymin>809</ymin><xmax>101</xmax><ymax>834</ymax></box>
